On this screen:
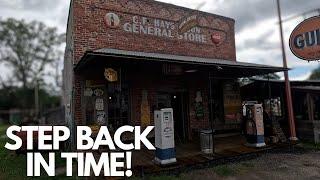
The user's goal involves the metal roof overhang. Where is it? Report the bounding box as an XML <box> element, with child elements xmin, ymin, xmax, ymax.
<box><xmin>292</xmin><ymin>86</ymin><xmax>320</xmax><ymax>91</ymax></box>
<box><xmin>74</xmin><ymin>48</ymin><xmax>289</xmax><ymax>78</ymax></box>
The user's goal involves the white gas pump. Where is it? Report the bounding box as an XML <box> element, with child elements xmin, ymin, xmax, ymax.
<box><xmin>154</xmin><ymin>108</ymin><xmax>176</xmax><ymax>165</ymax></box>
<box><xmin>243</xmin><ymin>102</ymin><xmax>266</xmax><ymax>147</ymax></box>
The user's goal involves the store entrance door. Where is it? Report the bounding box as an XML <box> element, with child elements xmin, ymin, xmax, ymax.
<box><xmin>171</xmin><ymin>92</ymin><xmax>189</xmax><ymax>143</ymax></box>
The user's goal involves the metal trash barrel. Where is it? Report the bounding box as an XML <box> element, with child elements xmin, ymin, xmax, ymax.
<box><xmin>200</xmin><ymin>129</ymin><xmax>215</xmax><ymax>154</ymax></box>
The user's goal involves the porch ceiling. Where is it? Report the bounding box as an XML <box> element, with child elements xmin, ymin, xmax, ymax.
<box><xmin>74</xmin><ymin>48</ymin><xmax>288</xmax><ymax>78</ymax></box>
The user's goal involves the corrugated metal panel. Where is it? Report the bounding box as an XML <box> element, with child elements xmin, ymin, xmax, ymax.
<box><xmin>92</xmin><ymin>48</ymin><xmax>286</xmax><ymax>70</ymax></box>
<box><xmin>292</xmin><ymin>86</ymin><xmax>320</xmax><ymax>91</ymax></box>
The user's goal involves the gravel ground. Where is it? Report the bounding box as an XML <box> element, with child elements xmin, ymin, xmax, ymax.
<box><xmin>177</xmin><ymin>151</ymin><xmax>320</xmax><ymax>180</ymax></box>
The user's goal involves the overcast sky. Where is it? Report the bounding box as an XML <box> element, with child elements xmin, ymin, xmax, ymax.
<box><xmin>0</xmin><ymin>0</ymin><xmax>319</xmax><ymax>83</ymax></box>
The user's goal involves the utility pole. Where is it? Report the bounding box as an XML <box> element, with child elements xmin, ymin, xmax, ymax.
<box><xmin>276</xmin><ymin>0</ymin><xmax>297</xmax><ymax>140</ymax></box>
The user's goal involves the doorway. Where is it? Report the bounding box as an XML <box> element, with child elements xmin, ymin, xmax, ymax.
<box><xmin>171</xmin><ymin>92</ymin><xmax>189</xmax><ymax>143</ymax></box>
<box><xmin>156</xmin><ymin>90</ymin><xmax>189</xmax><ymax>143</ymax></box>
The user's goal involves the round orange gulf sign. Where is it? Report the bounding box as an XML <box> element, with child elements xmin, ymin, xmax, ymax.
<box><xmin>289</xmin><ymin>16</ymin><xmax>320</xmax><ymax>61</ymax></box>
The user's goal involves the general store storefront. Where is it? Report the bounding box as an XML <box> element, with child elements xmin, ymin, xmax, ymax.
<box><xmin>74</xmin><ymin>49</ymin><xmax>286</xmax><ymax>139</ymax></box>
<box><xmin>63</xmin><ymin>0</ymin><xmax>289</xmax><ymax>173</ymax></box>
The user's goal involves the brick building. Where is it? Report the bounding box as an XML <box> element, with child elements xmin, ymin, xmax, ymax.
<box><xmin>63</xmin><ymin>0</ymin><xmax>287</xmax><ymax>145</ymax></box>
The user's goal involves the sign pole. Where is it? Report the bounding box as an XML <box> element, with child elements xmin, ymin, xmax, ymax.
<box><xmin>276</xmin><ymin>0</ymin><xmax>298</xmax><ymax>140</ymax></box>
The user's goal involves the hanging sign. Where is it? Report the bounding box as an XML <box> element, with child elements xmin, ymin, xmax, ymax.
<box><xmin>289</xmin><ymin>16</ymin><xmax>320</xmax><ymax>61</ymax></box>
<box><xmin>104</xmin><ymin>68</ymin><xmax>118</xmax><ymax>82</ymax></box>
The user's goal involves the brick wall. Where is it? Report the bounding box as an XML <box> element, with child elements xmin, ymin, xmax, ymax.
<box><xmin>72</xmin><ymin>0</ymin><xmax>236</xmax><ymax>63</ymax></box>
<box><xmin>73</xmin><ymin>74</ymin><xmax>85</xmax><ymax>125</ymax></box>
<box><xmin>63</xmin><ymin>1</ymin><xmax>75</xmax><ymax>126</ymax></box>
<box><xmin>67</xmin><ymin>0</ymin><xmax>237</xmax><ymax>127</ymax></box>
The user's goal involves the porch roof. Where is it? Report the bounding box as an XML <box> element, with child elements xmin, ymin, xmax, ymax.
<box><xmin>292</xmin><ymin>86</ymin><xmax>320</xmax><ymax>91</ymax></box>
<box><xmin>74</xmin><ymin>48</ymin><xmax>288</xmax><ymax>77</ymax></box>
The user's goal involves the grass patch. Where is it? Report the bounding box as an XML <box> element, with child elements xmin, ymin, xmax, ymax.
<box><xmin>0</xmin><ymin>124</ymin><xmax>9</xmax><ymax>133</ymax></box>
<box><xmin>212</xmin><ymin>165</ymin><xmax>237</xmax><ymax>176</ymax></box>
<box><xmin>130</xmin><ymin>175</ymin><xmax>180</xmax><ymax>180</ymax></box>
<box><xmin>148</xmin><ymin>175</ymin><xmax>180</xmax><ymax>180</ymax></box>
<box><xmin>0</xmin><ymin>125</ymin><xmax>76</xmax><ymax>179</ymax></box>
<box><xmin>0</xmin><ymin>125</ymin><xmax>28</xmax><ymax>179</ymax></box>
<box><xmin>240</xmin><ymin>162</ymin><xmax>255</xmax><ymax>168</ymax></box>
<box><xmin>301</xmin><ymin>141</ymin><xmax>320</xmax><ymax>150</ymax></box>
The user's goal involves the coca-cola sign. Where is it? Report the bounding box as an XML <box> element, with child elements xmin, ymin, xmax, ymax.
<box><xmin>289</xmin><ymin>16</ymin><xmax>320</xmax><ymax>61</ymax></box>
<box><xmin>104</xmin><ymin>13</ymin><xmax>120</xmax><ymax>28</ymax></box>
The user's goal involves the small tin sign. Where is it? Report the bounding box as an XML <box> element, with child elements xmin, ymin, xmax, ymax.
<box><xmin>95</xmin><ymin>98</ymin><xmax>104</xmax><ymax>111</ymax></box>
<box><xmin>94</xmin><ymin>89</ymin><xmax>104</xmax><ymax>96</ymax></box>
<box><xmin>96</xmin><ymin>111</ymin><xmax>106</xmax><ymax>125</ymax></box>
<box><xmin>84</xmin><ymin>88</ymin><xmax>93</xmax><ymax>97</ymax></box>
<box><xmin>104</xmin><ymin>68</ymin><xmax>118</xmax><ymax>82</ymax></box>
<box><xmin>104</xmin><ymin>13</ymin><xmax>120</xmax><ymax>28</ymax></box>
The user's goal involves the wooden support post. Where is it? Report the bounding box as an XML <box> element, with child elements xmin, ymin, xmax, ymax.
<box><xmin>208</xmin><ymin>71</ymin><xmax>215</xmax><ymax>154</ymax></box>
<box><xmin>307</xmin><ymin>93</ymin><xmax>315</xmax><ymax>122</ymax></box>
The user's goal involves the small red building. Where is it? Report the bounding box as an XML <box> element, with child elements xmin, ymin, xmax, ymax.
<box><xmin>63</xmin><ymin>0</ymin><xmax>287</xmax><ymax>150</ymax></box>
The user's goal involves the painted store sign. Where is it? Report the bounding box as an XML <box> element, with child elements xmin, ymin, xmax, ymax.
<box><xmin>104</xmin><ymin>12</ymin><xmax>226</xmax><ymax>46</ymax></box>
<box><xmin>289</xmin><ymin>16</ymin><xmax>320</xmax><ymax>61</ymax></box>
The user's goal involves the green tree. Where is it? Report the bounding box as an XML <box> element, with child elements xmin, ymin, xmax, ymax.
<box><xmin>0</xmin><ymin>87</ymin><xmax>60</xmax><ymax>108</ymax></box>
<box><xmin>0</xmin><ymin>18</ymin><xmax>64</xmax><ymax>89</ymax></box>
<box><xmin>257</xmin><ymin>73</ymin><xmax>281</xmax><ymax>80</ymax></box>
<box><xmin>239</xmin><ymin>73</ymin><xmax>280</xmax><ymax>86</ymax></box>
<box><xmin>309</xmin><ymin>66</ymin><xmax>320</xmax><ymax>80</ymax></box>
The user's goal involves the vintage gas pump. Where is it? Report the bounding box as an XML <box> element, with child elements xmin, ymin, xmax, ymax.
<box><xmin>154</xmin><ymin>108</ymin><xmax>176</xmax><ymax>165</ymax></box>
<box><xmin>243</xmin><ymin>101</ymin><xmax>266</xmax><ymax>147</ymax></box>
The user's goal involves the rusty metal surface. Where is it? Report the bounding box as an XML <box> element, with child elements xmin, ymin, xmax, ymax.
<box><xmin>75</xmin><ymin>48</ymin><xmax>288</xmax><ymax>77</ymax></box>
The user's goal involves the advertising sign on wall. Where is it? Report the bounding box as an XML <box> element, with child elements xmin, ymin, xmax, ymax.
<box><xmin>105</xmin><ymin>12</ymin><xmax>227</xmax><ymax>46</ymax></box>
<box><xmin>223</xmin><ymin>81</ymin><xmax>241</xmax><ymax>123</ymax></box>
